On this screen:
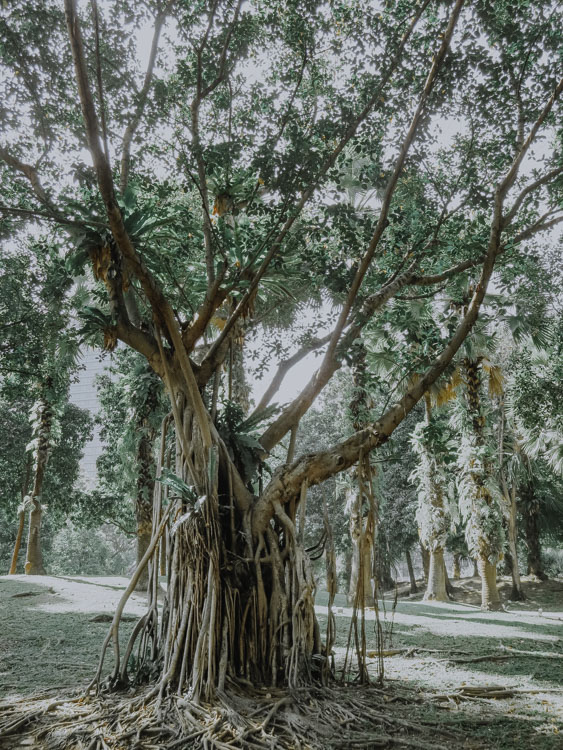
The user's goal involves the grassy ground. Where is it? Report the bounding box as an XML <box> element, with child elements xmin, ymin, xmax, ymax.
<box><xmin>0</xmin><ymin>573</ymin><xmax>561</xmax><ymax>748</ymax></box>
<box><xmin>316</xmin><ymin>575</ymin><xmax>563</xmax><ymax>749</ymax></box>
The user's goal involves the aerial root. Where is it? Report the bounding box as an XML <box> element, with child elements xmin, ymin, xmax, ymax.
<box><xmin>0</xmin><ymin>683</ymin><xmax>477</xmax><ymax>750</ymax></box>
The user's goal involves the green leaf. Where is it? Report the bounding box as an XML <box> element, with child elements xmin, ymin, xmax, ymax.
<box><xmin>156</xmin><ymin>468</ymin><xmax>197</xmax><ymax>501</ymax></box>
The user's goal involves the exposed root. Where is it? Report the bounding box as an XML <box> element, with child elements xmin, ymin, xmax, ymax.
<box><xmin>0</xmin><ymin>682</ymin><xmax>481</xmax><ymax>749</ymax></box>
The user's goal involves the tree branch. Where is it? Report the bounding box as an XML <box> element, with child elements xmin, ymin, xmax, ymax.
<box><xmin>258</xmin><ymin>0</ymin><xmax>465</xmax><ymax>452</ymax></box>
<box><xmin>199</xmin><ymin>0</ymin><xmax>433</xmax><ymax>375</ymax></box>
<box><xmin>318</xmin><ymin>0</ymin><xmax>465</xmax><ymax>369</ymax></box>
<box><xmin>0</xmin><ymin>203</ymin><xmax>99</xmax><ymax>228</ymax></box>
<box><xmin>254</xmin><ymin>202</ymin><xmax>500</xmax><ymax>532</ymax></box>
<box><xmin>252</xmin><ymin>333</ymin><xmax>332</xmax><ymax>416</ymax></box>
<box><xmin>253</xmin><ymin>68</ymin><xmax>563</xmax><ymax>527</ymax></box>
<box><xmin>65</xmin><ymin>0</ymin><xmax>212</xmax><ymax>448</ymax></box>
<box><xmin>503</xmin><ymin>166</ymin><xmax>563</xmax><ymax>228</ymax></box>
<box><xmin>119</xmin><ymin>0</ymin><xmax>174</xmax><ymax>194</ymax></box>
<box><xmin>498</xmin><ymin>76</ymin><xmax>563</xmax><ymax>203</ymax></box>
<box><xmin>0</xmin><ymin>146</ymin><xmax>64</xmax><ymax>219</ymax></box>
<box><xmin>91</xmin><ymin>0</ymin><xmax>110</xmax><ymax>164</ymax></box>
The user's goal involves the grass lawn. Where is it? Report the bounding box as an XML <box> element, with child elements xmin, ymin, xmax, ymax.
<box><xmin>0</xmin><ymin>574</ymin><xmax>561</xmax><ymax>748</ymax></box>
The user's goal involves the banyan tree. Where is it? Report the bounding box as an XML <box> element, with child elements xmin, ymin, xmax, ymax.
<box><xmin>1</xmin><ymin>0</ymin><xmax>562</xmax><ymax>732</ymax></box>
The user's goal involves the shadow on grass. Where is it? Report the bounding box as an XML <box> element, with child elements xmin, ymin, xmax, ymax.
<box><xmin>56</xmin><ymin>575</ymin><xmax>127</xmax><ymax>592</ymax></box>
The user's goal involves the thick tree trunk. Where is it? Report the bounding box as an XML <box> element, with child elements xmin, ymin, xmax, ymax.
<box><xmin>472</xmin><ymin>558</ymin><xmax>479</xmax><ymax>577</ymax></box>
<box><xmin>416</xmin><ymin>395</ymin><xmax>451</xmax><ymax>599</ymax></box>
<box><xmin>452</xmin><ymin>552</ymin><xmax>461</xmax><ymax>580</ymax></box>
<box><xmin>477</xmin><ymin>556</ymin><xmax>502</xmax><ymax>610</ymax></box>
<box><xmin>503</xmin><ymin>549</ymin><xmax>513</xmax><ymax>576</ymax></box>
<box><xmin>135</xmin><ymin>497</ymin><xmax>154</xmax><ymax>590</ymax></box>
<box><xmin>348</xmin><ymin>537</ymin><xmax>375</xmax><ymax>606</ymax></box>
<box><xmin>405</xmin><ymin>548</ymin><xmax>417</xmax><ymax>594</ymax></box>
<box><xmin>25</xmin><ymin>395</ymin><xmax>52</xmax><ymax>576</ymax></box>
<box><xmin>424</xmin><ymin>548</ymin><xmax>447</xmax><ymax>601</ymax></box>
<box><xmin>377</xmin><ymin>550</ymin><xmax>395</xmax><ymax>591</ymax></box>
<box><xmin>230</xmin><ymin>334</ymin><xmax>251</xmax><ymax>416</ymax></box>
<box><xmin>347</xmin><ymin>344</ymin><xmax>376</xmax><ymax>608</ymax></box>
<box><xmin>119</xmin><ymin>395</ymin><xmax>320</xmax><ymax>699</ymax></box>
<box><xmin>460</xmin><ymin>360</ymin><xmax>504</xmax><ymax>605</ymax></box>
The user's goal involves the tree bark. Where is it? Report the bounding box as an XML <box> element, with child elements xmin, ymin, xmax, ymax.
<box><xmin>424</xmin><ymin>548</ymin><xmax>447</xmax><ymax>601</ymax></box>
<box><xmin>405</xmin><ymin>548</ymin><xmax>417</xmax><ymax>594</ymax></box>
<box><xmin>417</xmin><ymin>394</ymin><xmax>451</xmax><ymax>602</ymax></box>
<box><xmin>25</xmin><ymin>499</ymin><xmax>45</xmax><ymax>575</ymax></box>
<box><xmin>347</xmin><ymin>344</ymin><xmax>375</xmax><ymax>608</ymax></box>
<box><xmin>522</xmin><ymin>483</ymin><xmax>547</xmax><ymax>581</ymax></box>
<box><xmin>461</xmin><ymin>359</ymin><xmax>504</xmax><ymax>610</ymax></box>
<box><xmin>472</xmin><ymin>558</ymin><xmax>479</xmax><ymax>577</ymax></box>
<box><xmin>452</xmin><ymin>553</ymin><xmax>461</xmax><ymax>580</ymax></box>
<box><xmin>10</xmin><ymin>452</ymin><xmax>33</xmax><ymax>574</ymax></box>
<box><xmin>25</xmin><ymin>395</ymin><xmax>52</xmax><ymax>575</ymax></box>
<box><xmin>9</xmin><ymin>511</ymin><xmax>26</xmax><ymax>575</ymax></box>
<box><xmin>503</xmin><ymin>549</ymin><xmax>513</xmax><ymax>576</ymax></box>
<box><xmin>477</xmin><ymin>556</ymin><xmax>502</xmax><ymax>611</ymax></box>
<box><xmin>420</xmin><ymin>543</ymin><xmax>430</xmax><ymax>583</ymax></box>
<box><xmin>507</xmin><ymin>487</ymin><xmax>525</xmax><ymax>600</ymax></box>
<box><xmin>134</xmin><ymin>425</ymin><xmax>157</xmax><ymax>591</ymax></box>
<box><xmin>347</xmin><ymin>478</ymin><xmax>375</xmax><ymax>607</ymax></box>
<box><xmin>444</xmin><ymin>559</ymin><xmax>455</xmax><ymax>598</ymax></box>
<box><xmin>348</xmin><ymin>535</ymin><xmax>375</xmax><ymax>606</ymax></box>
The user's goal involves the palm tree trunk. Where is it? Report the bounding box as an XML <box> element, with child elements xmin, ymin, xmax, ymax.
<box><xmin>25</xmin><ymin>499</ymin><xmax>45</xmax><ymax>575</ymax></box>
<box><xmin>25</xmin><ymin>396</ymin><xmax>52</xmax><ymax>575</ymax></box>
<box><xmin>522</xmin><ymin>483</ymin><xmax>547</xmax><ymax>581</ymax></box>
<box><xmin>405</xmin><ymin>548</ymin><xmax>417</xmax><ymax>594</ymax></box>
<box><xmin>507</xmin><ymin>486</ymin><xmax>525</xmax><ymax>600</ymax></box>
<box><xmin>452</xmin><ymin>553</ymin><xmax>461</xmax><ymax>580</ymax></box>
<box><xmin>10</xmin><ymin>452</ymin><xmax>34</xmax><ymax>574</ymax></box>
<box><xmin>9</xmin><ymin>511</ymin><xmax>26</xmax><ymax>575</ymax></box>
<box><xmin>477</xmin><ymin>556</ymin><xmax>502</xmax><ymax>610</ymax></box>
<box><xmin>461</xmin><ymin>359</ymin><xmax>504</xmax><ymax>610</ymax></box>
<box><xmin>420</xmin><ymin>543</ymin><xmax>430</xmax><ymax>583</ymax></box>
<box><xmin>424</xmin><ymin>548</ymin><xmax>447</xmax><ymax>601</ymax></box>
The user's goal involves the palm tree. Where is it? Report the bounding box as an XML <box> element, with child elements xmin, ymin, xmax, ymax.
<box><xmin>453</xmin><ymin>356</ymin><xmax>505</xmax><ymax>610</ymax></box>
<box><xmin>411</xmin><ymin>394</ymin><xmax>454</xmax><ymax>601</ymax></box>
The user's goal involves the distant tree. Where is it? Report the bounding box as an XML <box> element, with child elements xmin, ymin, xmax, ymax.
<box><xmin>411</xmin><ymin>396</ymin><xmax>454</xmax><ymax>601</ymax></box>
<box><xmin>0</xmin><ymin>243</ymin><xmax>91</xmax><ymax>573</ymax></box>
<box><xmin>0</xmin><ymin>398</ymin><xmax>92</xmax><ymax>573</ymax></box>
<box><xmin>94</xmin><ymin>350</ymin><xmax>167</xmax><ymax>588</ymax></box>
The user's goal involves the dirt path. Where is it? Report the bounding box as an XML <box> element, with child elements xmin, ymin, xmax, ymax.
<box><xmin>0</xmin><ymin>574</ymin><xmax>561</xmax><ymax>748</ymax></box>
